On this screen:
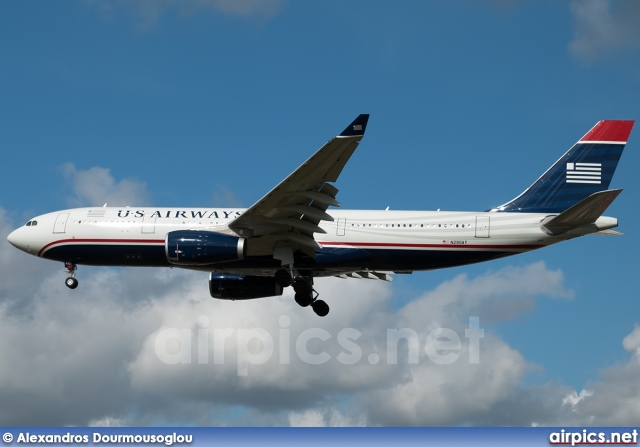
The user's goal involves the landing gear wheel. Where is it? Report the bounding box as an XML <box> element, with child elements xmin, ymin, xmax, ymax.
<box><xmin>64</xmin><ymin>262</ymin><xmax>78</xmax><ymax>289</ymax></box>
<box><xmin>295</xmin><ymin>291</ymin><xmax>313</xmax><ymax>307</ymax></box>
<box><xmin>65</xmin><ymin>277</ymin><xmax>78</xmax><ymax>289</ymax></box>
<box><xmin>293</xmin><ymin>277</ymin><xmax>312</xmax><ymax>295</ymax></box>
<box><xmin>311</xmin><ymin>299</ymin><xmax>329</xmax><ymax>317</ymax></box>
<box><xmin>292</xmin><ymin>275</ymin><xmax>328</xmax><ymax>316</ymax></box>
<box><xmin>275</xmin><ymin>269</ymin><xmax>293</xmax><ymax>288</ymax></box>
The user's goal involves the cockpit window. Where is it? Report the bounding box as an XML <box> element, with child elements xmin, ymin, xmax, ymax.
<box><xmin>25</xmin><ymin>220</ymin><xmax>38</xmax><ymax>227</ymax></box>
<box><xmin>26</xmin><ymin>221</ymin><xmax>31</xmax><ymax>226</ymax></box>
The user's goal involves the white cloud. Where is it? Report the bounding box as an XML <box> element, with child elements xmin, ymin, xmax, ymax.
<box><xmin>365</xmin><ymin>333</ymin><xmax>527</xmax><ymax>425</ymax></box>
<box><xmin>289</xmin><ymin>408</ymin><xmax>364</xmax><ymax>427</ymax></box>
<box><xmin>125</xmin><ymin>278</ymin><xmax>400</xmax><ymax>418</ymax></box>
<box><xmin>622</xmin><ymin>324</ymin><xmax>640</xmax><ymax>359</ymax></box>
<box><xmin>358</xmin><ymin>262</ymin><xmax>572</xmax><ymax>426</ymax></box>
<box><xmin>560</xmin><ymin>325</ymin><xmax>640</xmax><ymax>425</ymax></box>
<box><xmin>61</xmin><ymin>163</ymin><xmax>151</xmax><ymax>207</ymax></box>
<box><xmin>0</xmin><ymin>247</ymin><xmax>588</xmax><ymax>426</ymax></box>
<box><xmin>562</xmin><ymin>389</ymin><xmax>594</xmax><ymax>410</ymax></box>
<box><xmin>569</xmin><ymin>0</ymin><xmax>640</xmax><ymax>61</ymax></box>
<box><xmin>0</xmin><ymin>207</ymin><xmax>59</xmax><ymax>311</ymax></box>
<box><xmin>211</xmin><ymin>187</ymin><xmax>244</xmax><ymax>208</ymax></box>
<box><xmin>88</xmin><ymin>416</ymin><xmax>127</xmax><ymax>427</ymax></box>
<box><xmin>0</xmin><ymin>267</ymin><xmax>168</xmax><ymax>424</ymax></box>
<box><xmin>394</xmin><ymin>262</ymin><xmax>573</xmax><ymax>330</ymax></box>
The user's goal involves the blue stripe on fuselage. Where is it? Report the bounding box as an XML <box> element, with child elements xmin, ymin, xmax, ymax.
<box><xmin>43</xmin><ymin>244</ymin><xmax>169</xmax><ymax>267</ymax></box>
<box><xmin>42</xmin><ymin>242</ymin><xmax>533</xmax><ymax>272</ymax></box>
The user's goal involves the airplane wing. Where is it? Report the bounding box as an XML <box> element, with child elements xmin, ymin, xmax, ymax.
<box><xmin>228</xmin><ymin>114</ymin><xmax>370</xmax><ymax>259</ymax></box>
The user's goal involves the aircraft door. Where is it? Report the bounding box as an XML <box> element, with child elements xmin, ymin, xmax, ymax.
<box><xmin>475</xmin><ymin>215</ymin><xmax>490</xmax><ymax>238</ymax></box>
<box><xmin>53</xmin><ymin>213</ymin><xmax>70</xmax><ymax>234</ymax></box>
<box><xmin>337</xmin><ymin>218</ymin><xmax>346</xmax><ymax>236</ymax></box>
<box><xmin>142</xmin><ymin>216</ymin><xmax>156</xmax><ymax>234</ymax></box>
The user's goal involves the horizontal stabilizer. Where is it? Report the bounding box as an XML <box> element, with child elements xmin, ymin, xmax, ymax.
<box><xmin>541</xmin><ymin>189</ymin><xmax>622</xmax><ymax>235</ymax></box>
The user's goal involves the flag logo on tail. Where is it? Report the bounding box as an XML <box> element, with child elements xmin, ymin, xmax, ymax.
<box><xmin>566</xmin><ymin>162</ymin><xmax>601</xmax><ymax>184</ymax></box>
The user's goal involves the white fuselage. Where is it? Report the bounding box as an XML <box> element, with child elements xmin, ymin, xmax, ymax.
<box><xmin>7</xmin><ymin>206</ymin><xmax>617</xmax><ymax>276</ymax></box>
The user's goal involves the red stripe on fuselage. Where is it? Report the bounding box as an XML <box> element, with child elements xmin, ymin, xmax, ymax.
<box><xmin>319</xmin><ymin>241</ymin><xmax>544</xmax><ymax>250</ymax></box>
<box><xmin>37</xmin><ymin>238</ymin><xmax>165</xmax><ymax>257</ymax></box>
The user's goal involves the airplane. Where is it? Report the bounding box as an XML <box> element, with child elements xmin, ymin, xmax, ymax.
<box><xmin>6</xmin><ymin>115</ymin><xmax>634</xmax><ymax>317</ymax></box>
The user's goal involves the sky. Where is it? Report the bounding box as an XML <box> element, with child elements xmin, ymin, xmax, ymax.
<box><xmin>1</xmin><ymin>0</ymin><xmax>640</xmax><ymax>427</ymax></box>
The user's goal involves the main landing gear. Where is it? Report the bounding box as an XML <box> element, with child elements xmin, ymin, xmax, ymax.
<box><xmin>64</xmin><ymin>262</ymin><xmax>78</xmax><ymax>289</ymax></box>
<box><xmin>275</xmin><ymin>268</ymin><xmax>330</xmax><ymax>317</ymax></box>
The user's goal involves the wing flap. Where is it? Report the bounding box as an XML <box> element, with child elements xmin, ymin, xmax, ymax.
<box><xmin>277</xmin><ymin>205</ymin><xmax>334</xmax><ymax>222</ymax></box>
<box><xmin>337</xmin><ymin>271</ymin><xmax>393</xmax><ymax>282</ymax></box>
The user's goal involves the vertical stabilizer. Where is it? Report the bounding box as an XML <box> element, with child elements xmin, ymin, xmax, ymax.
<box><xmin>493</xmin><ymin>120</ymin><xmax>634</xmax><ymax>213</ymax></box>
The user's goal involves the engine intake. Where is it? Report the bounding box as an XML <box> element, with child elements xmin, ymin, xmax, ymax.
<box><xmin>209</xmin><ymin>273</ymin><xmax>283</xmax><ymax>300</ymax></box>
<box><xmin>166</xmin><ymin>230</ymin><xmax>245</xmax><ymax>265</ymax></box>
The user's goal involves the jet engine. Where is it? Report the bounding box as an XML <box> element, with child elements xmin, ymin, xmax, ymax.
<box><xmin>209</xmin><ymin>273</ymin><xmax>283</xmax><ymax>300</ymax></box>
<box><xmin>166</xmin><ymin>230</ymin><xmax>245</xmax><ymax>265</ymax></box>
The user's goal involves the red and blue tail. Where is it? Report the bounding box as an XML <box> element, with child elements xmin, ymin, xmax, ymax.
<box><xmin>493</xmin><ymin>120</ymin><xmax>634</xmax><ymax>213</ymax></box>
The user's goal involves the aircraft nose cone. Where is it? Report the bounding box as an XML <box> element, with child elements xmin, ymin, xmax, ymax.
<box><xmin>7</xmin><ymin>229</ymin><xmax>18</xmax><ymax>247</ymax></box>
<box><xmin>7</xmin><ymin>228</ymin><xmax>30</xmax><ymax>253</ymax></box>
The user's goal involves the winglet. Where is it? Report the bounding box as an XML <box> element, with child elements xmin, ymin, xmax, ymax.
<box><xmin>580</xmin><ymin>120</ymin><xmax>634</xmax><ymax>143</ymax></box>
<box><xmin>339</xmin><ymin>114</ymin><xmax>370</xmax><ymax>137</ymax></box>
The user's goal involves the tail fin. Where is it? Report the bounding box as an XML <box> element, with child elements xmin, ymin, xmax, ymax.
<box><xmin>493</xmin><ymin>120</ymin><xmax>634</xmax><ymax>213</ymax></box>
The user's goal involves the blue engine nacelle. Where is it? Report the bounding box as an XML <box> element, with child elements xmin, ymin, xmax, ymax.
<box><xmin>165</xmin><ymin>230</ymin><xmax>245</xmax><ymax>265</ymax></box>
<box><xmin>209</xmin><ymin>273</ymin><xmax>283</xmax><ymax>300</ymax></box>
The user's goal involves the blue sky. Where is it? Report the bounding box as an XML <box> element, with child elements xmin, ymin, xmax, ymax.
<box><xmin>1</xmin><ymin>0</ymin><xmax>640</xmax><ymax>426</ymax></box>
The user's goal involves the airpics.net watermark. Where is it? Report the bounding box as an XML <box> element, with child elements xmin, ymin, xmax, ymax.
<box><xmin>154</xmin><ymin>316</ymin><xmax>485</xmax><ymax>376</ymax></box>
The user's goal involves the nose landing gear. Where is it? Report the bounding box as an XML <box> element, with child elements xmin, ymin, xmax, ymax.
<box><xmin>64</xmin><ymin>262</ymin><xmax>78</xmax><ymax>289</ymax></box>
